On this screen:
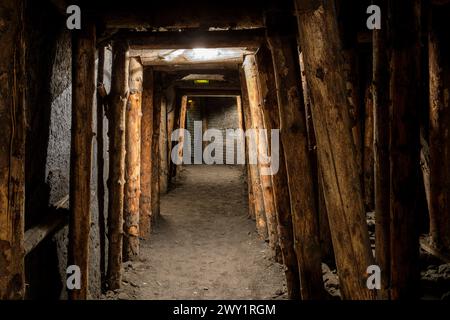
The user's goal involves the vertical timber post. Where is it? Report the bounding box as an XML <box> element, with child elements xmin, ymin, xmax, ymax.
<box><xmin>428</xmin><ymin>3</ymin><xmax>450</xmax><ymax>253</ymax></box>
<box><xmin>159</xmin><ymin>96</ymin><xmax>169</xmax><ymax>194</ymax></box>
<box><xmin>239</xmin><ymin>66</ymin><xmax>268</xmax><ymax>239</ymax></box>
<box><xmin>151</xmin><ymin>78</ymin><xmax>162</xmax><ymax>222</ymax></box>
<box><xmin>140</xmin><ymin>68</ymin><xmax>154</xmax><ymax>239</ymax></box>
<box><xmin>0</xmin><ymin>0</ymin><xmax>26</xmax><ymax>300</ymax></box>
<box><xmin>69</xmin><ymin>21</ymin><xmax>96</xmax><ymax>300</ymax></box>
<box><xmin>243</xmin><ymin>55</ymin><xmax>281</xmax><ymax>261</ymax></box>
<box><xmin>255</xmin><ymin>44</ymin><xmax>301</xmax><ymax>299</ymax></box>
<box><xmin>107</xmin><ymin>41</ymin><xmax>129</xmax><ymax>290</ymax></box>
<box><xmin>237</xmin><ymin>96</ymin><xmax>256</xmax><ymax>220</ymax></box>
<box><xmin>372</xmin><ymin>0</ymin><xmax>391</xmax><ymax>300</ymax></box>
<box><xmin>123</xmin><ymin>57</ymin><xmax>143</xmax><ymax>261</ymax></box>
<box><xmin>265</xmin><ymin>12</ymin><xmax>324</xmax><ymax>300</ymax></box>
<box><xmin>294</xmin><ymin>0</ymin><xmax>374</xmax><ymax>299</ymax></box>
<box><xmin>389</xmin><ymin>0</ymin><xmax>421</xmax><ymax>299</ymax></box>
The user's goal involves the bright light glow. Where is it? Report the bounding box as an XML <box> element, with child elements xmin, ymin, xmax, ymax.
<box><xmin>190</xmin><ymin>48</ymin><xmax>221</xmax><ymax>60</ymax></box>
<box><xmin>194</xmin><ymin>79</ymin><xmax>210</xmax><ymax>84</ymax></box>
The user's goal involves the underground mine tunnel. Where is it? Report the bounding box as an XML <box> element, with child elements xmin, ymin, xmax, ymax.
<box><xmin>1</xmin><ymin>0</ymin><xmax>450</xmax><ymax>301</ymax></box>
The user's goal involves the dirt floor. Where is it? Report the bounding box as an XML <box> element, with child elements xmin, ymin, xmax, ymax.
<box><xmin>104</xmin><ymin>165</ymin><xmax>287</xmax><ymax>300</ymax></box>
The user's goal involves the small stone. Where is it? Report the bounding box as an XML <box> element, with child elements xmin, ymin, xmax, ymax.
<box><xmin>274</xmin><ymin>289</ymin><xmax>284</xmax><ymax>296</ymax></box>
<box><xmin>117</xmin><ymin>292</ymin><xmax>130</xmax><ymax>300</ymax></box>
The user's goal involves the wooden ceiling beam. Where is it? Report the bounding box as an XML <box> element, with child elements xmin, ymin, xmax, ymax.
<box><xmin>122</xmin><ymin>29</ymin><xmax>266</xmax><ymax>50</ymax></box>
<box><xmin>176</xmin><ymin>88</ymin><xmax>241</xmax><ymax>97</ymax></box>
<box><xmin>88</xmin><ymin>1</ymin><xmax>266</xmax><ymax>29</ymax></box>
<box><xmin>151</xmin><ymin>63</ymin><xmax>240</xmax><ymax>72</ymax></box>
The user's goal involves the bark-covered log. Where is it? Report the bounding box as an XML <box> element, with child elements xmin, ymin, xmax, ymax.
<box><xmin>243</xmin><ymin>55</ymin><xmax>281</xmax><ymax>262</ymax></box>
<box><xmin>428</xmin><ymin>4</ymin><xmax>450</xmax><ymax>252</ymax></box>
<box><xmin>237</xmin><ymin>96</ymin><xmax>256</xmax><ymax>219</ymax></box>
<box><xmin>177</xmin><ymin>95</ymin><xmax>188</xmax><ymax>165</ymax></box>
<box><xmin>151</xmin><ymin>80</ymin><xmax>162</xmax><ymax>221</ymax></box>
<box><xmin>107</xmin><ymin>41</ymin><xmax>129</xmax><ymax>290</ymax></box>
<box><xmin>389</xmin><ymin>0</ymin><xmax>421</xmax><ymax>299</ymax></box>
<box><xmin>299</xmin><ymin>52</ymin><xmax>335</xmax><ymax>267</ymax></box>
<box><xmin>294</xmin><ymin>1</ymin><xmax>374</xmax><ymax>299</ymax></box>
<box><xmin>123</xmin><ymin>57</ymin><xmax>143</xmax><ymax>261</ymax></box>
<box><xmin>239</xmin><ymin>67</ymin><xmax>268</xmax><ymax>239</ymax></box>
<box><xmin>159</xmin><ymin>96</ymin><xmax>169</xmax><ymax>193</ymax></box>
<box><xmin>140</xmin><ymin>68</ymin><xmax>154</xmax><ymax>238</ymax></box>
<box><xmin>266</xmin><ymin>21</ymin><xmax>324</xmax><ymax>299</ymax></box>
<box><xmin>69</xmin><ymin>22</ymin><xmax>96</xmax><ymax>300</ymax></box>
<box><xmin>96</xmin><ymin>46</ymin><xmax>107</xmax><ymax>290</ymax></box>
<box><xmin>254</xmin><ymin>45</ymin><xmax>300</xmax><ymax>299</ymax></box>
<box><xmin>372</xmin><ymin>0</ymin><xmax>391</xmax><ymax>298</ymax></box>
<box><xmin>0</xmin><ymin>0</ymin><xmax>26</xmax><ymax>299</ymax></box>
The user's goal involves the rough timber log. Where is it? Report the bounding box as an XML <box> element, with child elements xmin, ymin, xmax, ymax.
<box><xmin>123</xmin><ymin>57</ymin><xmax>143</xmax><ymax>261</ymax></box>
<box><xmin>299</xmin><ymin>52</ymin><xmax>335</xmax><ymax>266</ymax></box>
<box><xmin>372</xmin><ymin>0</ymin><xmax>391</xmax><ymax>299</ymax></box>
<box><xmin>254</xmin><ymin>44</ymin><xmax>300</xmax><ymax>299</ymax></box>
<box><xmin>428</xmin><ymin>4</ymin><xmax>450</xmax><ymax>252</ymax></box>
<box><xmin>266</xmin><ymin>20</ymin><xmax>324</xmax><ymax>299</ymax></box>
<box><xmin>140</xmin><ymin>68</ymin><xmax>154</xmax><ymax>238</ymax></box>
<box><xmin>159</xmin><ymin>96</ymin><xmax>169</xmax><ymax>194</ymax></box>
<box><xmin>177</xmin><ymin>96</ymin><xmax>188</xmax><ymax>165</ymax></box>
<box><xmin>363</xmin><ymin>85</ymin><xmax>374</xmax><ymax>211</ymax></box>
<box><xmin>69</xmin><ymin>22</ymin><xmax>96</xmax><ymax>300</ymax></box>
<box><xmin>151</xmin><ymin>80</ymin><xmax>162</xmax><ymax>221</ymax></box>
<box><xmin>107</xmin><ymin>41</ymin><xmax>129</xmax><ymax>290</ymax></box>
<box><xmin>239</xmin><ymin>67</ymin><xmax>268</xmax><ymax>239</ymax></box>
<box><xmin>0</xmin><ymin>0</ymin><xmax>26</xmax><ymax>300</ymax></box>
<box><xmin>237</xmin><ymin>96</ymin><xmax>256</xmax><ymax>219</ymax></box>
<box><xmin>294</xmin><ymin>1</ymin><xmax>374</xmax><ymax>299</ymax></box>
<box><xmin>243</xmin><ymin>55</ymin><xmax>281</xmax><ymax>262</ymax></box>
<box><xmin>96</xmin><ymin>46</ymin><xmax>107</xmax><ymax>289</ymax></box>
<box><xmin>389</xmin><ymin>0</ymin><xmax>421</xmax><ymax>299</ymax></box>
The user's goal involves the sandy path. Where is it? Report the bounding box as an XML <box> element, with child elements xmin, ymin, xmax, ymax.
<box><xmin>116</xmin><ymin>165</ymin><xmax>286</xmax><ymax>300</ymax></box>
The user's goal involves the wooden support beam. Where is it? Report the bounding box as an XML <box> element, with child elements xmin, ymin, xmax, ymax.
<box><xmin>428</xmin><ymin>4</ymin><xmax>450</xmax><ymax>253</ymax></box>
<box><xmin>177</xmin><ymin>88</ymin><xmax>241</xmax><ymax>97</ymax></box>
<box><xmin>166</xmin><ymin>98</ymin><xmax>176</xmax><ymax>185</ymax></box>
<box><xmin>294</xmin><ymin>1</ymin><xmax>374</xmax><ymax>299</ymax></box>
<box><xmin>96</xmin><ymin>46</ymin><xmax>107</xmax><ymax>291</ymax></box>
<box><xmin>92</xmin><ymin>1</ymin><xmax>265</xmax><ymax>30</ymax></box>
<box><xmin>106</xmin><ymin>41</ymin><xmax>129</xmax><ymax>290</ymax></box>
<box><xmin>153</xmin><ymin>64</ymin><xmax>239</xmax><ymax>73</ymax></box>
<box><xmin>24</xmin><ymin>211</ymin><xmax>68</xmax><ymax>255</ymax></box>
<box><xmin>0</xmin><ymin>0</ymin><xmax>26</xmax><ymax>299</ymax></box>
<box><xmin>254</xmin><ymin>45</ymin><xmax>300</xmax><ymax>299</ymax></box>
<box><xmin>239</xmin><ymin>67</ymin><xmax>268</xmax><ymax>239</ymax></box>
<box><xmin>266</xmin><ymin>24</ymin><xmax>324</xmax><ymax>300</ymax></box>
<box><xmin>176</xmin><ymin>96</ymin><xmax>188</xmax><ymax>165</ymax></box>
<box><xmin>69</xmin><ymin>22</ymin><xmax>96</xmax><ymax>300</ymax></box>
<box><xmin>372</xmin><ymin>0</ymin><xmax>391</xmax><ymax>299</ymax></box>
<box><xmin>123</xmin><ymin>57</ymin><xmax>143</xmax><ymax>261</ymax></box>
<box><xmin>243</xmin><ymin>55</ymin><xmax>281</xmax><ymax>262</ymax></box>
<box><xmin>299</xmin><ymin>52</ymin><xmax>335</xmax><ymax>267</ymax></box>
<box><xmin>122</xmin><ymin>29</ymin><xmax>265</xmax><ymax>50</ymax></box>
<box><xmin>140</xmin><ymin>68</ymin><xmax>154</xmax><ymax>239</ymax></box>
<box><xmin>159</xmin><ymin>96</ymin><xmax>169</xmax><ymax>194</ymax></box>
<box><xmin>151</xmin><ymin>78</ymin><xmax>162</xmax><ymax>221</ymax></box>
<box><xmin>237</xmin><ymin>96</ymin><xmax>256</xmax><ymax>220</ymax></box>
<box><xmin>389</xmin><ymin>0</ymin><xmax>421</xmax><ymax>299</ymax></box>
<box><xmin>363</xmin><ymin>85</ymin><xmax>374</xmax><ymax>211</ymax></box>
